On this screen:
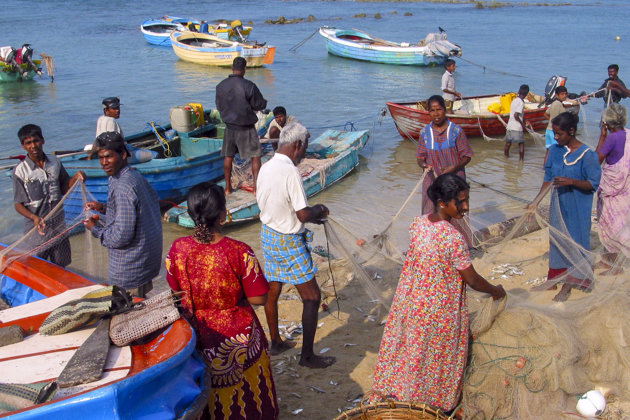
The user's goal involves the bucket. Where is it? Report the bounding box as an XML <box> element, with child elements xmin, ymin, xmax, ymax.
<box><xmin>169</xmin><ymin>106</ymin><xmax>195</xmax><ymax>133</ymax></box>
<box><xmin>187</xmin><ymin>103</ymin><xmax>204</xmax><ymax>127</ymax></box>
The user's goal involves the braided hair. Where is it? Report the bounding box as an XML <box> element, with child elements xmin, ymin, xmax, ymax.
<box><xmin>186</xmin><ymin>182</ymin><xmax>226</xmax><ymax>243</ymax></box>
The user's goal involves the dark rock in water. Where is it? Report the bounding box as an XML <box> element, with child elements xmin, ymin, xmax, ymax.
<box><xmin>374</xmin><ymin>13</ymin><xmax>382</xmax><ymax>19</ymax></box>
<box><xmin>0</xmin><ymin>325</ymin><xmax>23</xmax><ymax>347</ymax></box>
<box><xmin>305</xmin><ymin>14</ymin><xmax>316</xmax><ymax>22</ymax></box>
<box><xmin>404</xmin><ymin>12</ymin><xmax>413</xmax><ymax>16</ymax></box>
<box><xmin>391</xmin><ymin>11</ymin><xmax>398</xmax><ymax>14</ymax></box>
<box><xmin>353</xmin><ymin>13</ymin><xmax>367</xmax><ymax>18</ymax></box>
<box><xmin>265</xmin><ymin>16</ymin><xmax>309</xmax><ymax>24</ymax></box>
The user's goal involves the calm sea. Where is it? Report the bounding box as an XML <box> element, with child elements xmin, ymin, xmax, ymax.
<box><xmin>1</xmin><ymin>0</ymin><xmax>629</xmax><ymax>249</ymax></box>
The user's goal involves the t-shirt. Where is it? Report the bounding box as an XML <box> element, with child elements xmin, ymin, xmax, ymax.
<box><xmin>599</xmin><ymin>129</ymin><xmax>626</xmax><ymax>165</ymax></box>
<box><xmin>96</xmin><ymin>115</ymin><xmax>123</xmax><ymax>138</ymax></box>
<box><xmin>546</xmin><ymin>99</ymin><xmax>565</xmax><ymax>130</ymax></box>
<box><xmin>441</xmin><ymin>70</ymin><xmax>456</xmax><ymax>101</ymax></box>
<box><xmin>507</xmin><ymin>97</ymin><xmax>525</xmax><ymax>131</ymax></box>
<box><xmin>256</xmin><ymin>153</ymin><xmax>308</xmax><ymax>234</ymax></box>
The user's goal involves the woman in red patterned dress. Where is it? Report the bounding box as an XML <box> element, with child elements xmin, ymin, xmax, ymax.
<box><xmin>371</xmin><ymin>173</ymin><xmax>505</xmax><ymax>412</ymax></box>
<box><xmin>165</xmin><ymin>181</ymin><xmax>278</xmax><ymax>420</ymax></box>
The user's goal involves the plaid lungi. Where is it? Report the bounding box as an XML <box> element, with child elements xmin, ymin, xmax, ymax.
<box><xmin>260</xmin><ymin>224</ymin><xmax>316</xmax><ymax>285</ymax></box>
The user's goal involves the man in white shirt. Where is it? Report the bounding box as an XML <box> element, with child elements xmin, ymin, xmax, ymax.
<box><xmin>91</xmin><ymin>97</ymin><xmax>123</xmax><ymax>159</ymax></box>
<box><xmin>256</xmin><ymin>121</ymin><xmax>336</xmax><ymax>369</ymax></box>
<box><xmin>505</xmin><ymin>84</ymin><xmax>530</xmax><ymax>161</ymax></box>
<box><xmin>441</xmin><ymin>59</ymin><xmax>461</xmax><ymax>112</ymax></box>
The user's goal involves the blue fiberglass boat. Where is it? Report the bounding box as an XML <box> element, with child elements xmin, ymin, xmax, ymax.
<box><xmin>165</xmin><ymin>128</ymin><xmax>370</xmax><ymax>228</ymax></box>
<box><xmin>140</xmin><ymin>17</ymin><xmax>192</xmax><ymax>46</ymax></box>
<box><xmin>0</xmin><ymin>246</ymin><xmax>208</xmax><ymax>419</ymax></box>
<box><xmin>318</xmin><ymin>27</ymin><xmax>462</xmax><ymax>66</ymax></box>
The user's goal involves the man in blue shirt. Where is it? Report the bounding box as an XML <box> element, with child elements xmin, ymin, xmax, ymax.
<box><xmin>83</xmin><ymin>132</ymin><xmax>162</xmax><ymax>298</ymax></box>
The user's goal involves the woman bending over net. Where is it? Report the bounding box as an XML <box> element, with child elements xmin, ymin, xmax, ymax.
<box><xmin>371</xmin><ymin>173</ymin><xmax>505</xmax><ymax>413</ymax></box>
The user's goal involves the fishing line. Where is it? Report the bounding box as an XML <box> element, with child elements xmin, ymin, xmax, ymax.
<box><xmin>457</xmin><ymin>56</ymin><xmax>525</xmax><ymax>78</ymax></box>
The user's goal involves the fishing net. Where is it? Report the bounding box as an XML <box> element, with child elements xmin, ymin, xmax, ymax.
<box><xmin>1</xmin><ymin>180</ymin><xmax>108</xmax><ymax>295</ymax></box>
<box><xmin>311</xmin><ymin>154</ymin><xmax>630</xmax><ymax>419</ymax></box>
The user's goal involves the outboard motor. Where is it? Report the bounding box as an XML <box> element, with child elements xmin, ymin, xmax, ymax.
<box><xmin>544</xmin><ymin>75</ymin><xmax>567</xmax><ymax>105</ymax></box>
<box><xmin>230</xmin><ymin>20</ymin><xmax>247</xmax><ymax>43</ymax></box>
<box><xmin>0</xmin><ymin>46</ymin><xmax>27</xmax><ymax>77</ymax></box>
<box><xmin>18</xmin><ymin>44</ymin><xmax>42</xmax><ymax>76</ymax></box>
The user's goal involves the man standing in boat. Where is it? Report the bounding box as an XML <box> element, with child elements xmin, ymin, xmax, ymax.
<box><xmin>83</xmin><ymin>132</ymin><xmax>162</xmax><ymax>298</ymax></box>
<box><xmin>441</xmin><ymin>59</ymin><xmax>461</xmax><ymax>113</ymax></box>
<box><xmin>216</xmin><ymin>57</ymin><xmax>268</xmax><ymax>195</ymax></box>
<box><xmin>89</xmin><ymin>97</ymin><xmax>123</xmax><ymax>159</ymax></box>
<box><xmin>594</xmin><ymin>64</ymin><xmax>627</xmax><ymax>105</ymax></box>
<box><xmin>257</xmin><ymin>121</ymin><xmax>336</xmax><ymax>369</ymax></box>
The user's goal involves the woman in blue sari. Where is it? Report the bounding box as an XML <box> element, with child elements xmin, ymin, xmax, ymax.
<box><xmin>527</xmin><ymin>112</ymin><xmax>601</xmax><ymax>301</ymax></box>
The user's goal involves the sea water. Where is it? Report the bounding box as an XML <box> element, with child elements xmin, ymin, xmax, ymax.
<box><xmin>0</xmin><ymin>0</ymin><xmax>628</xmax><ymax>250</ymax></box>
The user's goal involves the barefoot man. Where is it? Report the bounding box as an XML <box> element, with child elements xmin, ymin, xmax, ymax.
<box><xmin>216</xmin><ymin>57</ymin><xmax>267</xmax><ymax>194</ymax></box>
<box><xmin>256</xmin><ymin>121</ymin><xmax>336</xmax><ymax>369</ymax></box>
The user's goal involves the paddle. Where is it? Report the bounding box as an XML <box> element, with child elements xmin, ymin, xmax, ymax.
<box><xmin>350</xmin><ymin>28</ymin><xmax>401</xmax><ymax>47</ymax></box>
<box><xmin>56</xmin><ymin>318</ymin><xmax>111</xmax><ymax>388</ymax></box>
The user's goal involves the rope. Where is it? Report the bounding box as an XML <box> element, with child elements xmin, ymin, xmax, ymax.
<box><xmin>467</xmin><ymin>177</ymin><xmax>530</xmax><ymax>204</ymax></box>
<box><xmin>322</xmin><ymin>221</ymin><xmax>341</xmax><ymax>317</ymax></box>
<box><xmin>148</xmin><ymin>121</ymin><xmax>172</xmax><ymax>157</ymax></box>
<box><xmin>289</xmin><ymin>28</ymin><xmax>319</xmax><ymax>52</ymax></box>
<box><xmin>457</xmin><ymin>56</ymin><xmax>524</xmax><ymax>78</ymax></box>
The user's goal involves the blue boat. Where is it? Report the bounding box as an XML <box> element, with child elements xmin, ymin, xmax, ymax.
<box><xmin>318</xmin><ymin>27</ymin><xmax>462</xmax><ymax>66</ymax></box>
<box><xmin>0</xmin><ymin>246</ymin><xmax>208</xmax><ymax>419</ymax></box>
<box><xmin>140</xmin><ymin>17</ymin><xmax>192</xmax><ymax>46</ymax></box>
<box><xmin>61</xmin><ymin>110</ymin><xmax>273</xmax><ymax>226</ymax></box>
<box><xmin>165</xmin><ymin>128</ymin><xmax>370</xmax><ymax>227</ymax></box>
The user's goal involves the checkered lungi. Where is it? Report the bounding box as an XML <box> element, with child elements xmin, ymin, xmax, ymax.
<box><xmin>260</xmin><ymin>224</ymin><xmax>316</xmax><ymax>285</ymax></box>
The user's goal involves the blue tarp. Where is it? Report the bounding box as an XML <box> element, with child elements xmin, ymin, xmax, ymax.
<box><xmin>1</xmin><ymin>274</ymin><xmax>45</xmax><ymax>307</ymax></box>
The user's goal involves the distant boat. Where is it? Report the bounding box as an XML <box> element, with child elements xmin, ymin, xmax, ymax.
<box><xmin>170</xmin><ymin>31</ymin><xmax>274</xmax><ymax>67</ymax></box>
<box><xmin>165</xmin><ymin>128</ymin><xmax>370</xmax><ymax>227</ymax></box>
<box><xmin>140</xmin><ymin>16</ymin><xmax>253</xmax><ymax>46</ymax></box>
<box><xmin>318</xmin><ymin>27</ymin><xmax>462</xmax><ymax>66</ymax></box>
<box><xmin>387</xmin><ymin>93</ymin><xmax>552</xmax><ymax>139</ymax></box>
<box><xmin>0</xmin><ymin>44</ymin><xmax>52</xmax><ymax>82</ymax></box>
<box><xmin>0</xmin><ymin>245</ymin><xmax>207</xmax><ymax>419</ymax></box>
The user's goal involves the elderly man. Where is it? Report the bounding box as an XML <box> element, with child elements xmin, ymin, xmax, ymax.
<box><xmin>256</xmin><ymin>121</ymin><xmax>336</xmax><ymax>369</ymax></box>
<box><xmin>216</xmin><ymin>57</ymin><xmax>267</xmax><ymax>194</ymax></box>
<box><xmin>83</xmin><ymin>132</ymin><xmax>162</xmax><ymax>298</ymax></box>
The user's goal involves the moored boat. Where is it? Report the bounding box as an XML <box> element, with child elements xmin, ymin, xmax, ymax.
<box><xmin>165</xmin><ymin>128</ymin><xmax>370</xmax><ymax>227</ymax></box>
<box><xmin>0</xmin><ymin>247</ymin><xmax>208</xmax><ymax>419</ymax></box>
<box><xmin>387</xmin><ymin>93</ymin><xmax>551</xmax><ymax>139</ymax></box>
<box><xmin>318</xmin><ymin>27</ymin><xmax>461</xmax><ymax>66</ymax></box>
<box><xmin>170</xmin><ymin>31</ymin><xmax>273</xmax><ymax>67</ymax></box>
<box><xmin>140</xmin><ymin>16</ymin><xmax>253</xmax><ymax>46</ymax></box>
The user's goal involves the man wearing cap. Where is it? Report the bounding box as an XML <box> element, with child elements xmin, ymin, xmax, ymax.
<box><xmin>83</xmin><ymin>131</ymin><xmax>162</xmax><ymax>298</ymax></box>
<box><xmin>215</xmin><ymin>57</ymin><xmax>267</xmax><ymax>194</ymax></box>
<box><xmin>97</xmin><ymin>97</ymin><xmax>123</xmax><ymax>138</ymax></box>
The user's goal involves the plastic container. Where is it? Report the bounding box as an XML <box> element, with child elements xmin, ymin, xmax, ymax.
<box><xmin>169</xmin><ymin>106</ymin><xmax>195</xmax><ymax>133</ymax></box>
<box><xmin>499</xmin><ymin>93</ymin><xmax>516</xmax><ymax>114</ymax></box>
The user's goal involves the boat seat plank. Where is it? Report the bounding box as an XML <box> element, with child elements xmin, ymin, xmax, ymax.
<box><xmin>0</xmin><ymin>336</ymin><xmax>130</xmax><ymax>383</ymax></box>
<box><xmin>0</xmin><ymin>285</ymin><xmax>104</xmax><ymax>323</ymax></box>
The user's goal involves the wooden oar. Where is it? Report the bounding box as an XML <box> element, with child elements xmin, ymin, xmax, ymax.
<box><xmin>350</xmin><ymin>28</ymin><xmax>402</xmax><ymax>47</ymax></box>
<box><xmin>56</xmin><ymin>318</ymin><xmax>111</xmax><ymax>388</ymax></box>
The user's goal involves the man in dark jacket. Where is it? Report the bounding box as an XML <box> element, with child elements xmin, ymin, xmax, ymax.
<box><xmin>215</xmin><ymin>57</ymin><xmax>268</xmax><ymax>194</ymax></box>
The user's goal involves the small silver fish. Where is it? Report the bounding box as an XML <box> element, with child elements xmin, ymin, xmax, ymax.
<box><xmin>343</xmin><ymin>343</ymin><xmax>357</xmax><ymax>347</ymax></box>
<box><xmin>319</xmin><ymin>347</ymin><xmax>330</xmax><ymax>354</ymax></box>
<box><xmin>290</xmin><ymin>392</ymin><xmax>302</xmax><ymax>399</ymax></box>
<box><xmin>309</xmin><ymin>385</ymin><xmax>326</xmax><ymax>393</ymax></box>
<box><xmin>291</xmin><ymin>408</ymin><xmax>303</xmax><ymax>415</ymax></box>
<box><xmin>329</xmin><ymin>380</ymin><xmax>339</xmax><ymax>386</ymax></box>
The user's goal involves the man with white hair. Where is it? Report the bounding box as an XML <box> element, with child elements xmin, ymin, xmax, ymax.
<box><xmin>256</xmin><ymin>121</ymin><xmax>336</xmax><ymax>369</ymax></box>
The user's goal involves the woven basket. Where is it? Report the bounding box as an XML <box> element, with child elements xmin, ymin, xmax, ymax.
<box><xmin>109</xmin><ymin>290</ymin><xmax>180</xmax><ymax>346</ymax></box>
<box><xmin>333</xmin><ymin>400</ymin><xmax>450</xmax><ymax>420</ymax></box>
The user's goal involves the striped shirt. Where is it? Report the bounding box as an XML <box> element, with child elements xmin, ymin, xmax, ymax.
<box><xmin>91</xmin><ymin>166</ymin><xmax>162</xmax><ymax>289</ymax></box>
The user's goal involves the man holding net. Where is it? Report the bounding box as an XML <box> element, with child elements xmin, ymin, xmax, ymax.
<box><xmin>256</xmin><ymin>121</ymin><xmax>335</xmax><ymax>369</ymax></box>
<box><xmin>13</xmin><ymin>124</ymin><xmax>85</xmax><ymax>267</ymax></box>
<box><xmin>83</xmin><ymin>131</ymin><xmax>162</xmax><ymax>298</ymax></box>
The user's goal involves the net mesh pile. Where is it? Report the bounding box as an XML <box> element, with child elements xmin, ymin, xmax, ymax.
<box><xmin>0</xmin><ymin>180</ymin><xmax>108</xmax><ymax>285</ymax></box>
<box><xmin>313</xmin><ymin>162</ymin><xmax>630</xmax><ymax>419</ymax></box>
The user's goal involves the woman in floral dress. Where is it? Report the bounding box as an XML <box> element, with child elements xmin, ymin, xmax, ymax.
<box><xmin>372</xmin><ymin>173</ymin><xmax>505</xmax><ymax>412</ymax></box>
<box><xmin>165</xmin><ymin>181</ymin><xmax>278</xmax><ymax>420</ymax></box>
